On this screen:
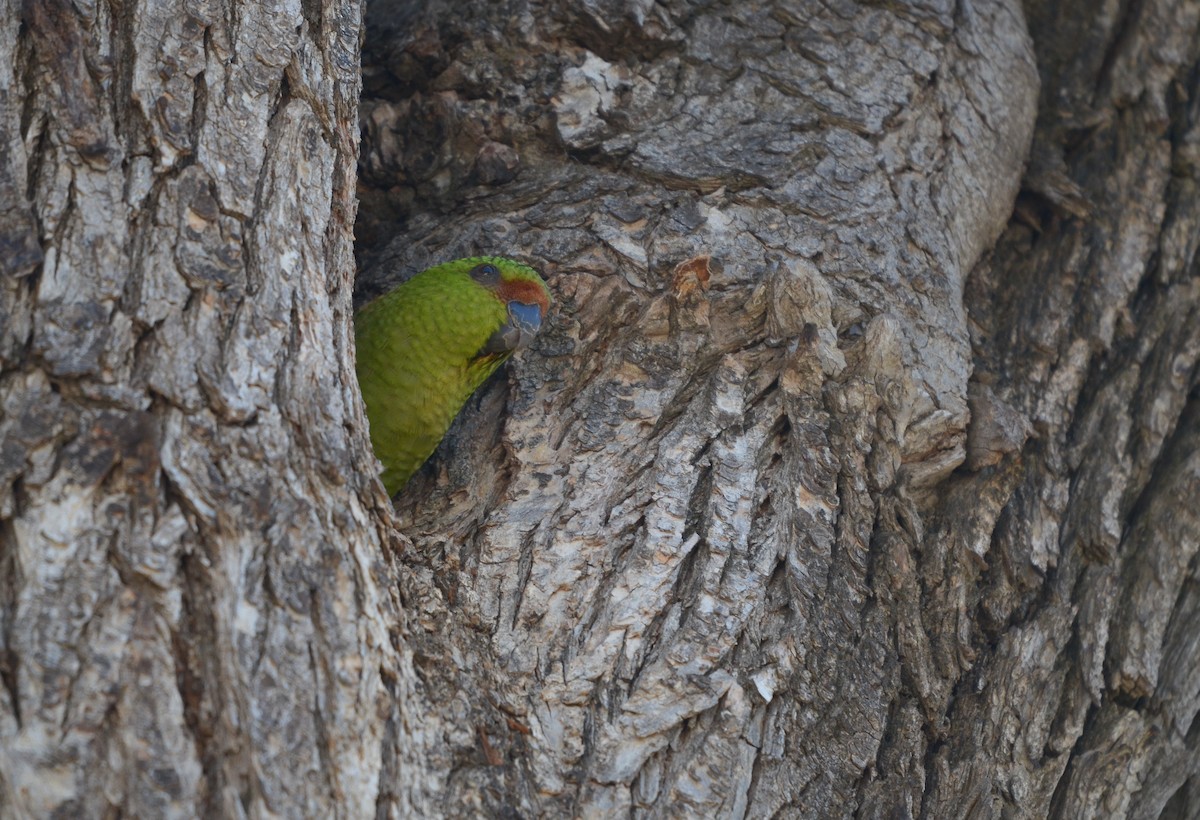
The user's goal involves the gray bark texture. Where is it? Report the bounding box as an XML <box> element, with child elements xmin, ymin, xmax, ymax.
<box><xmin>1</xmin><ymin>0</ymin><xmax>1198</xmax><ymax>817</ymax></box>
<box><xmin>0</xmin><ymin>0</ymin><xmax>431</xmax><ymax>816</ymax></box>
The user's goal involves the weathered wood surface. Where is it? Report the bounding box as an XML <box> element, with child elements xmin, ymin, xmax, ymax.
<box><xmin>358</xmin><ymin>0</ymin><xmax>1200</xmax><ymax>816</ymax></box>
<box><xmin>0</xmin><ymin>0</ymin><xmax>433</xmax><ymax>815</ymax></box>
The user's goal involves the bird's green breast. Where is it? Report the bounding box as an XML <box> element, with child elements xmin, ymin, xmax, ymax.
<box><xmin>355</xmin><ymin>264</ymin><xmax>517</xmax><ymax>494</ymax></box>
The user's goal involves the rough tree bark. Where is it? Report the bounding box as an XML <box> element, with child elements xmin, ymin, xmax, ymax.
<box><xmin>0</xmin><ymin>0</ymin><xmax>437</xmax><ymax>816</ymax></box>
<box><xmin>355</xmin><ymin>0</ymin><xmax>1200</xmax><ymax>816</ymax></box>
<box><xmin>1</xmin><ymin>0</ymin><xmax>1197</xmax><ymax>818</ymax></box>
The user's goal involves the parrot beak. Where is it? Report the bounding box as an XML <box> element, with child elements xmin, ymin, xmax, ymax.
<box><xmin>481</xmin><ymin>300</ymin><xmax>544</xmax><ymax>355</ymax></box>
<box><xmin>507</xmin><ymin>301</ymin><xmax>543</xmax><ymax>347</ymax></box>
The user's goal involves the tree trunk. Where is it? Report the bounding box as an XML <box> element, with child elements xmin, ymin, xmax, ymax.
<box><xmin>356</xmin><ymin>0</ymin><xmax>1200</xmax><ymax>816</ymax></box>
<box><xmin>0</xmin><ymin>0</ymin><xmax>431</xmax><ymax>816</ymax></box>
<box><xmin>4</xmin><ymin>0</ymin><xmax>1199</xmax><ymax>817</ymax></box>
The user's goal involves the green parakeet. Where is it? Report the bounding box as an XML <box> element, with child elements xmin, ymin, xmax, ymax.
<box><xmin>355</xmin><ymin>256</ymin><xmax>552</xmax><ymax>495</ymax></box>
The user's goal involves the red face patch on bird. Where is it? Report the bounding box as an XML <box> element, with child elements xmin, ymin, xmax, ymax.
<box><xmin>496</xmin><ymin>277</ymin><xmax>551</xmax><ymax>318</ymax></box>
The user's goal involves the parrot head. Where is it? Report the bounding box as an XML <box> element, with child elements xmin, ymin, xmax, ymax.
<box><xmin>463</xmin><ymin>257</ymin><xmax>552</xmax><ymax>357</ymax></box>
<box><xmin>355</xmin><ymin>256</ymin><xmax>552</xmax><ymax>495</ymax></box>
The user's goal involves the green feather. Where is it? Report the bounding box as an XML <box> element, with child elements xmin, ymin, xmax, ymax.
<box><xmin>355</xmin><ymin>256</ymin><xmax>551</xmax><ymax>494</ymax></box>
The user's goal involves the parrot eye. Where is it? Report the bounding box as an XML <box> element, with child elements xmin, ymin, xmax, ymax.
<box><xmin>471</xmin><ymin>263</ymin><xmax>501</xmax><ymax>285</ymax></box>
